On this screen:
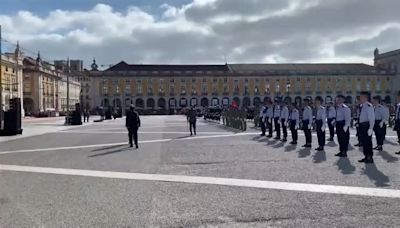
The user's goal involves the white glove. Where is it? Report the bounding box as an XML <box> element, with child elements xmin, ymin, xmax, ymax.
<box><xmin>379</xmin><ymin>121</ymin><xmax>384</xmax><ymax>128</ymax></box>
<box><xmin>285</xmin><ymin>121</ymin><xmax>289</xmax><ymax>127</ymax></box>
<box><xmin>331</xmin><ymin>119</ymin><xmax>336</xmax><ymax>125</ymax></box>
<box><xmin>295</xmin><ymin>125</ymin><xmax>299</xmax><ymax>130</ymax></box>
<box><xmin>321</xmin><ymin>126</ymin><xmax>325</xmax><ymax>132</ymax></box>
<box><xmin>269</xmin><ymin>119</ymin><xmax>272</xmax><ymax>124</ymax></box>
<box><xmin>308</xmin><ymin>125</ymin><xmax>312</xmax><ymax>130</ymax></box>
<box><xmin>343</xmin><ymin>125</ymin><xmax>349</xmax><ymax>132</ymax></box>
<box><xmin>368</xmin><ymin>129</ymin><xmax>373</xmax><ymax>136</ymax></box>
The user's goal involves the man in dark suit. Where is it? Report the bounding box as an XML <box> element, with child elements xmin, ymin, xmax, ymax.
<box><xmin>126</xmin><ymin>105</ymin><xmax>141</xmax><ymax>148</ymax></box>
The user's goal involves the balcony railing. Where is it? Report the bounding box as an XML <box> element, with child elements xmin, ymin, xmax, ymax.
<box><xmin>201</xmin><ymin>92</ymin><xmax>208</xmax><ymax>96</ymax></box>
<box><xmin>170</xmin><ymin>92</ymin><xmax>176</xmax><ymax>96</ymax></box>
<box><xmin>159</xmin><ymin>92</ymin><xmax>165</xmax><ymax>96</ymax></box>
<box><xmin>212</xmin><ymin>92</ymin><xmax>219</xmax><ymax>96</ymax></box>
<box><xmin>386</xmin><ymin>90</ymin><xmax>391</xmax><ymax>94</ymax></box>
<box><xmin>223</xmin><ymin>92</ymin><xmax>229</xmax><ymax>96</ymax></box>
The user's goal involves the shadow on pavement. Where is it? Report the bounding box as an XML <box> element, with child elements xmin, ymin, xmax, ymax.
<box><xmin>377</xmin><ymin>151</ymin><xmax>399</xmax><ymax>163</ymax></box>
<box><xmin>89</xmin><ymin>146</ymin><xmax>132</xmax><ymax>157</ymax></box>
<box><xmin>272</xmin><ymin>142</ymin><xmax>285</xmax><ymax>148</ymax></box>
<box><xmin>385</xmin><ymin>140</ymin><xmax>399</xmax><ymax>146</ymax></box>
<box><xmin>91</xmin><ymin>144</ymin><xmax>125</xmax><ymax>152</ymax></box>
<box><xmin>284</xmin><ymin>144</ymin><xmax>297</xmax><ymax>152</ymax></box>
<box><xmin>361</xmin><ymin>164</ymin><xmax>390</xmax><ymax>187</ymax></box>
<box><xmin>298</xmin><ymin>148</ymin><xmax>311</xmax><ymax>158</ymax></box>
<box><xmin>336</xmin><ymin>157</ymin><xmax>356</xmax><ymax>175</ymax></box>
<box><xmin>173</xmin><ymin>135</ymin><xmax>192</xmax><ymax>140</ymax></box>
<box><xmin>326</xmin><ymin>141</ymin><xmax>337</xmax><ymax>147</ymax></box>
<box><xmin>313</xmin><ymin>150</ymin><xmax>326</xmax><ymax>163</ymax></box>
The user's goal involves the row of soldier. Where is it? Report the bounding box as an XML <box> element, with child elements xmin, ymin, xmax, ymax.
<box><xmin>258</xmin><ymin>91</ymin><xmax>400</xmax><ymax>164</ymax></box>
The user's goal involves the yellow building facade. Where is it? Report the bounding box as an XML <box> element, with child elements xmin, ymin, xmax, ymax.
<box><xmin>87</xmin><ymin>60</ymin><xmax>397</xmax><ymax>112</ymax></box>
<box><xmin>0</xmin><ymin>50</ymin><xmax>24</xmax><ymax>115</ymax></box>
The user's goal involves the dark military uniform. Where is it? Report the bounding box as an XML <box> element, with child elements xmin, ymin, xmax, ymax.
<box><xmin>358</xmin><ymin>101</ymin><xmax>375</xmax><ymax>163</ymax></box>
<box><xmin>126</xmin><ymin>108</ymin><xmax>141</xmax><ymax>148</ymax></box>
<box><xmin>335</xmin><ymin>103</ymin><xmax>351</xmax><ymax>157</ymax></box>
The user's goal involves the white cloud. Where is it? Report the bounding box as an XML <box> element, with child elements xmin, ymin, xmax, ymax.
<box><xmin>0</xmin><ymin>0</ymin><xmax>398</xmax><ymax>67</ymax></box>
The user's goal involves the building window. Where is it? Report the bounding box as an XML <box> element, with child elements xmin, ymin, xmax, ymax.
<box><xmin>224</xmin><ymin>78</ymin><xmax>228</xmax><ymax>83</ymax></box>
<box><xmin>191</xmin><ymin>86</ymin><xmax>197</xmax><ymax>95</ymax></box>
<box><xmin>202</xmin><ymin>78</ymin><xmax>207</xmax><ymax>83</ymax></box>
<box><xmin>366</xmin><ymin>80</ymin><xmax>371</xmax><ymax>91</ymax></box>
<box><xmin>286</xmin><ymin>81</ymin><xmax>291</xmax><ymax>93</ymax></box>
<box><xmin>137</xmin><ymin>80</ymin><xmax>142</xmax><ymax>94</ymax></box>
<box><xmin>181</xmin><ymin>86</ymin><xmax>186</xmax><ymax>95</ymax></box>
<box><xmin>275</xmin><ymin>84</ymin><xmax>280</xmax><ymax>93</ymax></box>
<box><xmin>376</xmin><ymin>79</ymin><xmax>381</xmax><ymax>91</ymax></box>
<box><xmin>265</xmin><ymin>84</ymin><xmax>270</xmax><ymax>94</ymax></box>
<box><xmin>254</xmin><ymin>86</ymin><xmax>259</xmax><ymax>94</ymax></box>
<box><xmin>192</xmin><ymin>78</ymin><xmax>196</xmax><ymax>83</ymax></box>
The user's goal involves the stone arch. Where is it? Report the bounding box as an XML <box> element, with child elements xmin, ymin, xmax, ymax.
<box><xmin>211</xmin><ymin>97</ymin><xmax>219</xmax><ymax>106</ymax></box>
<box><xmin>23</xmin><ymin>98</ymin><xmax>34</xmax><ymax>115</ymax></box>
<box><xmin>233</xmin><ymin>97</ymin><xmax>240</xmax><ymax>107</ymax></box>
<box><xmin>200</xmin><ymin>97</ymin><xmax>209</xmax><ymax>107</ymax></box>
<box><xmin>253</xmin><ymin>97</ymin><xmax>261</xmax><ymax>106</ymax></box>
<box><xmin>294</xmin><ymin>96</ymin><xmax>302</xmax><ymax>107</ymax></box>
<box><xmin>135</xmin><ymin>98</ymin><xmax>144</xmax><ymax>108</ymax></box>
<box><xmin>158</xmin><ymin>98</ymin><xmax>166</xmax><ymax>109</ymax></box>
<box><xmin>243</xmin><ymin>97</ymin><xmax>251</xmax><ymax>107</ymax></box>
<box><xmin>147</xmin><ymin>98</ymin><xmax>155</xmax><ymax>109</ymax></box>
<box><xmin>180</xmin><ymin>98</ymin><xmax>188</xmax><ymax>107</ymax></box>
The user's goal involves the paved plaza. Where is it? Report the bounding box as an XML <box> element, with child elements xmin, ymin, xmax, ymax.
<box><xmin>1</xmin><ymin>115</ymin><xmax>400</xmax><ymax>227</ymax></box>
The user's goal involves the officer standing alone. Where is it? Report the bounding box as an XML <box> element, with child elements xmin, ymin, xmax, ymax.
<box><xmin>126</xmin><ymin>105</ymin><xmax>141</xmax><ymax>148</ymax></box>
<box><xmin>315</xmin><ymin>97</ymin><xmax>327</xmax><ymax>151</ymax></box>
<box><xmin>289</xmin><ymin>105</ymin><xmax>300</xmax><ymax>145</ymax></box>
<box><xmin>280</xmin><ymin>101</ymin><xmax>289</xmax><ymax>142</ymax></box>
<box><xmin>335</xmin><ymin>95</ymin><xmax>351</xmax><ymax>157</ymax></box>
<box><xmin>358</xmin><ymin>91</ymin><xmax>375</xmax><ymax>163</ymax></box>
<box><xmin>327</xmin><ymin>102</ymin><xmax>336</xmax><ymax>141</ymax></box>
<box><xmin>302</xmin><ymin>98</ymin><xmax>313</xmax><ymax>148</ymax></box>
<box><xmin>187</xmin><ymin>107</ymin><xmax>197</xmax><ymax>136</ymax></box>
<box><xmin>354</xmin><ymin>98</ymin><xmax>363</xmax><ymax>147</ymax></box>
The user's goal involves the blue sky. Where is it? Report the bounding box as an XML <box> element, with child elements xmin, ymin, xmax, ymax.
<box><xmin>0</xmin><ymin>0</ymin><xmax>190</xmax><ymax>16</ymax></box>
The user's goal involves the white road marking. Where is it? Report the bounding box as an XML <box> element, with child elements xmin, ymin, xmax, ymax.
<box><xmin>58</xmin><ymin>131</ymin><xmax>232</xmax><ymax>135</ymax></box>
<box><xmin>0</xmin><ymin>139</ymin><xmax>172</xmax><ymax>155</ymax></box>
<box><xmin>1</xmin><ymin>164</ymin><xmax>399</xmax><ymax>199</ymax></box>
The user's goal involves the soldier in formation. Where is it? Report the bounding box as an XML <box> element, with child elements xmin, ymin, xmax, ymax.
<box><xmin>314</xmin><ymin>97</ymin><xmax>326</xmax><ymax>151</ymax></box>
<box><xmin>266</xmin><ymin>100</ymin><xmax>274</xmax><ymax>138</ymax></box>
<box><xmin>273</xmin><ymin>98</ymin><xmax>282</xmax><ymax>140</ymax></box>
<box><xmin>289</xmin><ymin>104</ymin><xmax>300</xmax><ymax>145</ymax></box>
<box><xmin>395</xmin><ymin>91</ymin><xmax>400</xmax><ymax>155</ymax></box>
<box><xmin>326</xmin><ymin>102</ymin><xmax>336</xmax><ymax>141</ymax></box>
<box><xmin>302</xmin><ymin>98</ymin><xmax>313</xmax><ymax>148</ymax></box>
<box><xmin>334</xmin><ymin>95</ymin><xmax>351</xmax><ymax>157</ymax></box>
<box><xmin>372</xmin><ymin>96</ymin><xmax>389</xmax><ymax>151</ymax></box>
<box><xmin>280</xmin><ymin>101</ymin><xmax>289</xmax><ymax>142</ymax></box>
<box><xmin>357</xmin><ymin>91</ymin><xmax>375</xmax><ymax>163</ymax></box>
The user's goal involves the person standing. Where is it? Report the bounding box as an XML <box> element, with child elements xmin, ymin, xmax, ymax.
<box><xmin>302</xmin><ymin>98</ymin><xmax>313</xmax><ymax>148</ymax></box>
<box><xmin>259</xmin><ymin>104</ymin><xmax>267</xmax><ymax>136</ymax></box>
<box><xmin>372</xmin><ymin>96</ymin><xmax>387</xmax><ymax>151</ymax></box>
<box><xmin>358</xmin><ymin>91</ymin><xmax>375</xmax><ymax>164</ymax></box>
<box><xmin>280</xmin><ymin>101</ymin><xmax>289</xmax><ymax>142</ymax></box>
<box><xmin>335</xmin><ymin>95</ymin><xmax>351</xmax><ymax>157</ymax></box>
<box><xmin>354</xmin><ymin>98</ymin><xmax>363</xmax><ymax>147</ymax></box>
<box><xmin>382</xmin><ymin>102</ymin><xmax>389</xmax><ymax>142</ymax></box>
<box><xmin>327</xmin><ymin>102</ymin><xmax>336</xmax><ymax>141</ymax></box>
<box><xmin>315</xmin><ymin>97</ymin><xmax>327</xmax><ymax>151</ymax></box>
<box><xmin>266</xmin><ymin>100</ymin><xmax>274</xmax><ymax>138</ymax></box>
<box><xmin>289</xmin><ymin>105</ymin><xmax>300</xmax><ymax>145</ymax></box>
<box><xmin>126</xmin><ymin>105</ymin><xmax>141</xmax><ymax>148</ymax></box>
<box><xmin>83</xmin><ymin>110</ymin><xmax>87</xmax><ymax>123</ymax></box>
<box><xmin>187</xmin><ymin>107</ymin><xmax>197</xmax><ymax>136</ymax></box>
<box><xmin>273</xmin><ymin>98</ymin><xmax>281</xmax><ymax>140</ymax></box>
<box><xmin>395</xmin><ymin>91</ymin><xmax>400</xmax><ymax>155</ymax></box>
